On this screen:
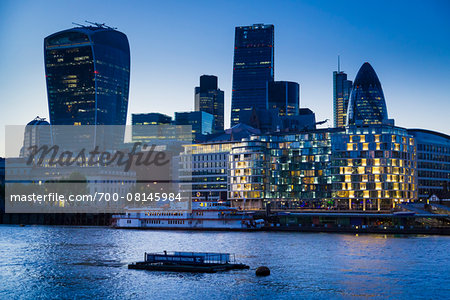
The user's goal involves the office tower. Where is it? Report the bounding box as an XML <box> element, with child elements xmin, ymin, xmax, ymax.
<box><xmin>331</xmin><ymin>125</ymin><xmax>416</xmax><ymax>211</ymax></box>
<box><xmin>44</xmin><ymin>24</ymin><xmax>130</xmax><ymax>148</ymax></box>
<box><xmin>407</xmin><ymin>129</ymin><xmax>450</xmax><ymax>200</ymax></box>
<box><xmin>19</xmin><ymin>117</ymin><xmax>51</xmax><ymax>157</ymax></box>
<box><xmin>267</xmin><ymin>81</ymin><xmax>299</xmax><ymax>116</ymax></box>
<box><xmin>194</xmin><ymin>75</ymin><xmax>224</xmax><ymax>132</ymax></box>
<box><xmin>333</xmin><ymin>59</ymin><xmax>352</xmax><ymax>127</ymax></box>
<box><xmin>231</xmin><ymin>24</ymin><xmax>274</xmax><ymax>126</ymax></box>
<box><xmin>347</xmin><ymin>62</ymin><xmax>388</xmax><ymax>126</ymax></box>
<box><xmin>175</xmin><ymin>111</ymin><xmax>214</xmax><ymax>141</ymax></box>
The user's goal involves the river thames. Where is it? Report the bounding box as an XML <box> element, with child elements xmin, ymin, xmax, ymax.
<box><xmin>0</xmin><ymin>225</ymin><xmax>449</xmax><ymax>299</ymax></box>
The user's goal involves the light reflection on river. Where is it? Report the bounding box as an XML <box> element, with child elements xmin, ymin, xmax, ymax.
<box><xmin>0</xmin><ymin>225</ymin><xmax>448</xmax><ymax>299</ymax></box>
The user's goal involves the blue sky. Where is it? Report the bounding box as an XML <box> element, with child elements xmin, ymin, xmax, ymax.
<box><xmin>1</xmin><ymin>0</ymin><xmax>449</xmax><ymax>155</ymax></box>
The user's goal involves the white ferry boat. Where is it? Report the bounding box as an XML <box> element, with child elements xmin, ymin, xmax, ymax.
<box><xmin>112</xmin><ymin>201</ymin><xmax>264</xmax><ymax>230</ymax></box>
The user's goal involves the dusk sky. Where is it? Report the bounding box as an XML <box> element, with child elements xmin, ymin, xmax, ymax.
<box><xmin>1</xmin><ymin>0</ymin><xmax>449</xmax><ymax>156</ymax></box>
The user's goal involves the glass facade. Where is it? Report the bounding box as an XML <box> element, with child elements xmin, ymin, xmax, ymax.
<box><xmin>408</xmin><ymin>129</ymin><xmax>450</xmax><ymax>200</ymax></box>
<box><xmin>229</xmin><ymin>139</ymin><xmax>267</xmax><ymax>210</ymax></box>
<box><xmin>175</xmin><ymin>111</ymin><xmax>214</xmax><ymax>142</ymax></box>
<box><xmin>267</xmin><ymin>81</ymin><xmax>299</xmax><ymax>116</ymax></box>
<box><xmin>44</xmin><ymin>26</ymin><xmax>130</xmax><ymax>148</ymax></box>
<box><xmin>347</xmin><ymin>63</ymin><xmax>388</xmax><ymax>126</ymax></box>
<box><xmin>333</xmin><ymin>71</ymin><xmax>352</xmax><ymax>128</ymax></box>
<box><xmin>179</xmin><ymin>143</ymin><xmax>233</xmax><ymax>204</ymax></box>
<box><xmin>331</xmin><ymin>125</ymin><xmax>417</xmax><ymax>210</ymax></box>
<box><xmin>45</xmin><ymin>26</ymin><xmax>130</xmax><ymax>126</ymax></box>
<box><xmin>263</xmin><ymin>131</ymin><xmax>334</xmax><ymax>209</ymax></box>
<box><xmin>227</xmin><ymin>125</ymin><xmax>417</xmax><ymax>211</ymax></box>
<box><xmin>194</xmin><ymin>75</ymin><xmax>224</xmax><ymax>132</ymax></box>
<box><xmin>231</xmin><ymin>24</ymin><xmax>274</xmax><ymax>126</ymax></box>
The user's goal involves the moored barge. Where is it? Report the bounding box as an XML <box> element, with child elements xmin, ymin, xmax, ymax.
<box><xmin>128</xmin><ymin>251</ymin><xmax>250</xmax><ymax>273</ymax></box>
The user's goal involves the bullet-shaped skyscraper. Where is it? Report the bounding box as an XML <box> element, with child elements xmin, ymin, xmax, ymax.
<box><xmin>347</xmin><ymin>62</ymin><xmax>388</xmax><ymax>125</ymax></box>
<box><xmin>231</xmin><ymin>24</ymin><xmax>274</xmax><ymax>126</ymax></box>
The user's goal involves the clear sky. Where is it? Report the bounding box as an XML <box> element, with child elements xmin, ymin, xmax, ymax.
<box><xmin>1</xmin><ymin>0</ymin><xmax>449</xmax><ymax>156</ymax></box>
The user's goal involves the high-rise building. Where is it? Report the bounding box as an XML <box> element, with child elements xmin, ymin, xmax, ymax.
<box><xmin>231</xmin><ymin>24</ymin><xmax>274</xmax><ymax>126</ymax></box>
<box><xmin>194</xmin><ymin>75</ymin><xmax>224</xmax><ymax>132</ymax></box>
<box><xmin>333</xmin><ymin>64</ymin><xmax>352</xmax><ymax>128</ymax></box>
<box><xmin>347</xmin><ymin>62</ymin><xmax>388</xmax><ymax>126</ymax></box>
<box><xmin>267</xmin><ymin>81</ymin><xmax>299</xmax><ymax>116</ymax></box>
<box><xmin>44</xmin><ymin>25</ymin><xmax>130</xmax><ymax>126</ymax></box>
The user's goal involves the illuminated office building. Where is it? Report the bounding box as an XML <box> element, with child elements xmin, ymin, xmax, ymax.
<box><xmin>44</xmin><ymin>24</ymin><xmax>130</xmax><ymax>126</ymax></box>
<box><xmin>227</xmin><ymin>125</ymin><xmax>418</xmax><ymax>211</ymax></box>
<box><xmin>331</xmin><ymin>125</ymin><xmax>417</xmax><ymax>210</ymax></box>
<box><xmin>231</xmin><ymin>24</ymin><xmax>274</xmax><ymax>126</ymax></box>
<box><xmin>195</xmin><ymin>75</ymin><xmax>224</xmax><ymax>132</ymax></box>
<box><xmin>44</xmin><ymin>24</ymin><xmax>130</xmax><ymax>148</ymax></box>
<box><xmin>229</xmin><ymin>139</ymin><xmax>268</xmax><ymax>209</ymax></box>
<box><xmin>408</xmin><ymin>129</ymin><xmax>450</xmax><ymax>200</ymax></box>
<box><xmin>333</xmin><ymin>70</ymin><xmax>352</xmax><ymax>128</ymax></box>
<box><xmin>179</xmin><ymin>143</ymin><xmax>233</xmax><ymax>204</ymax></box>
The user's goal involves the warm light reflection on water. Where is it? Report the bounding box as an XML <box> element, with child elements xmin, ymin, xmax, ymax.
<box><xmin>0</xmin><ymin>226</ymin><xmax>449</xmax><ymax>299</ymax></box>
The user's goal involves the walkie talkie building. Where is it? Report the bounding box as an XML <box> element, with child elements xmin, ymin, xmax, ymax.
<box><xmin>44</xmin><ymin>25</ymin><xmax>130</xmax><ymax>126</ymax></box>
<box><xmin>44</xmin><ymin>24</ymin><xmax>130</xmax><ymax>148</ymax></box>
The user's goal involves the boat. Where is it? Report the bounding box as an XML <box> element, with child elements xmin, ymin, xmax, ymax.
<box><xmin>128</xmin><ymin>251</ymin><xmax>250</xmax><ymax>273</ymax></box>
<box><xmin>112</xmin><ymin>201</ymin><xmax>264</xmax><ymax>230</ymax></box>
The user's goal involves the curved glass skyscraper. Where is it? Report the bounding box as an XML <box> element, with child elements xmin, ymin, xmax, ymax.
<box><xmin>346</xmin><ymin>62</ymin><xmax>388</xmax><ymax>126</ymax></box>
<box><xmin>44</xmin><ymin>25</ymin><xmax>130</xmax><ymax>126</ymax></box>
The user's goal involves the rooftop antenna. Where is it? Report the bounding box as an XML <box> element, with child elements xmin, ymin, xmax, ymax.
<box><xmin>72</xmin><ymin>22</ymin><xmax>85</xmax><ymax>27</ymax></box>
<box><xmin>338</xmin><ymin>55</ymin><xmax>341</xmax><ymax>73</ymax></box>
<box><xmin>84</xmin><ymin>20</ymin><xmax>117</xmax><ymax>30</ymax></box>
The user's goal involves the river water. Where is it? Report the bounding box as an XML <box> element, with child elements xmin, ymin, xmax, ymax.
<box><xmin>0</xmin><ymin>225</ymin><xmax>448</xmax><ymax>299</ymax></box>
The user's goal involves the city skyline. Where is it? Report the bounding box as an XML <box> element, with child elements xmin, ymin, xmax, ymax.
<box><xmin>1</xmin><ymin>0</ymin><xmax>450</xmax><ymax>157</ymax></box>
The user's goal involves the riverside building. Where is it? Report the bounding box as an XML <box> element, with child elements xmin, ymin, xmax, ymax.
<box><xmin>226</xmin><ymin>125</ymin><xmax>417</xmax><ymax>211</ymax></box>
<box><xmin>407</xmin><ymin>129</ymin><xmax>450</xmax><ymax>200</ymax></box>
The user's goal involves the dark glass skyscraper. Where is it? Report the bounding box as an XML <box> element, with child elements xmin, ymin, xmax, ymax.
<box><xmin>231</xmin><ymin>24</ymin><xmax>274</xmax><ymax>126</ymax></box>
<box><xmin>333</xmin><ymin>70</ymin><xmax>352</xmax><ymax>128</ymax></box>
<box><xmin>267</xmin><ymin>81</ymin><xmax>299</xmax><ymax>116</ymax></box>
<box><xmin>195</xmin><ymin>75</ymin><xmax>224</xmax><ymax>132</ymax></box>
<box><xmin>347</xmin><ymin>62</ymin><xmax>388</xmax><ymax>126</ymax></box>
<box><xmin>44</xmin><ymin>25</ymin><xmax>130</xmax><ymax>126</ymax></box>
